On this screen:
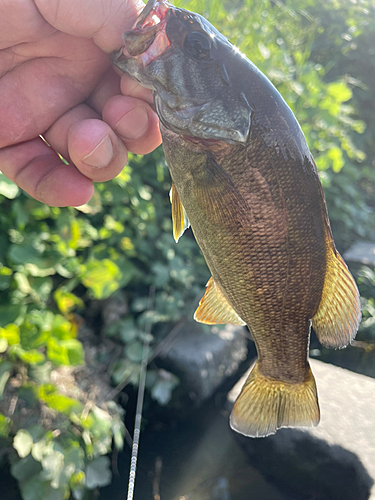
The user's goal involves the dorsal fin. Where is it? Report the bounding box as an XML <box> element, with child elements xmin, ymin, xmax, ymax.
<box><xmin>170</xmin><ymin>183</ymin><xmax>190</xmax><ymax>243</ymax></box>
<box><xmin>194</xmin><ymin>277</ymin><xmax>246</xmax><ymax>325</ymax></box>
<box><xmin>312</xmin><ymin>249</ymin><xmax>361</xmax><ymax>348</ymax></box>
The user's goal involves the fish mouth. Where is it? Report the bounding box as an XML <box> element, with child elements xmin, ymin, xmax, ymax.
<box><xmin>112</xmin><ymin>0</ymin><xmax>172</xmax><ymax>67</ymax></box>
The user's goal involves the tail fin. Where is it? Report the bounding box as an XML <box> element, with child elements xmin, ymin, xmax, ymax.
<box><xmin>230</xmin><ymin>361</ymin><xmax>320</xmax><ymax>438</ymax></box>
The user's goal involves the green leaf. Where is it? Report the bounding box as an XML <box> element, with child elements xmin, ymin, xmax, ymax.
<box><xmin>327</xmin><ymin>146</ymin><xmax>344</xmax><ymax>173</ymax></box>
<box><xmin>64</xmin><ymin>339</ymin><xmax>84</xmax><ymax>365</ymax></box>
<box><xmin>150</xmin><ymin>371</ymin><xmax>179</xmax><ymax>406</ymax></box>
<box><xmin>0</xmin><ymin>360</ymin><xmax>12</xmax><ymax>396</ymax></box>
<box><xmin>17</xmin><ymin>349</ymin><xmax>45</xmax><ymax>365</ymax></box>
<box><xmin>8</xmin><ymin>243</ymin><xmax>41</xmax><ymax>265</ymax></box>
<box><xmin>13</xmin><ymin>429</ymin><xmax>34</xmax><ymax>458</ymax></box>
<box><xmin>0</xmin><ymin>305</ymin><xmax>25</xmax><ymax>328</ymax></box>
<box><xmin>85</xmin><ymin>456</ymin><xmax>112</xmax><ymax>489</ymax></box>
<box><xmin>28</xmin><ymin>362</ymin><xmax>52</xmax><ymax>384</ymax></box>
<box><xmin>20</xmin><ymin>321</ymin><xmax>48</xmax><ymax>351</ymax></box>
<box><xmin>0</xmin><ymin>324</ymin><xmax>20</xmax><ymax>345</ymax></box>
<box><xmin>327</xmin><ymin>81</ymin><xmax>352</xmax><ymax>103</ymax></box>
<box><xmin>31</xmin><ymin>439</ymin><xmax>51</xmax><ymax>462</ymax></box>
<box><xmin>112</xmin><ymin>359</ymin><xmax>140</xmax><ymax>385</ymax></box>
<box><xmin>125</xmin><ymin>341</ymin><xmax>145</xmax><ymax>363</ymax></box>
<box><xmin>0</xmin><ymin>412</ymin><xmax>12</xmax><ymax>437</ymax></box>
<box><xmin>51</xmin><ymin>315</ymin><xmax>76</xmax><ymax>341</ymax></box>
<box><xmin>46</xmin><ymin>338</ymin><xmax>70</xmax><ymax>365</ymax></box>
<box><xmin>37</xmin><ymin>384</ymin><xmax>83</xmax><ymax>414</ymax></box>
<box><xmin>11</xmin><ymin>455</ymin><xmax>42</xmax><ymax>482</ymax></box>
<box><xmin>115</xmin><ymin>256</ymin><xmax>137</xmax><ymax>288</ymax></box>
<box><xmin>0</xmin><ymin>174</ymin><xmax>19</xmax><ymax>199</ymax></box>
<box><xmin>47</xmin><ymin>338</ymin><xmax>84</xmax><ymax>366</ymax></box>
<box><xmin>0</xmin><ymin>337</ymin><xmax>8</xmax><ymax>353</ymax></box>
<box><xmin>108</xmin><ymin>318</ymin><xmax>139</xmax><ymax>343</ymax></box>
<box><xmin>81</xmin><ymin>259</ymin><xmax>122</xmax><ymax>299</ymax></box>
<box><xmin>0</xmin><ymin>266</ymin><xmax>13</xmax><ymax>291</ymax></box>
<box><xmin>54</xmin><ymin>289</ymin><xmax>84</xmax><ymax>315</ymax></box>
<box><xmin>40</xmin><ymin>450</ymin><xmax>65</xmax><ymax>482</ymax></box>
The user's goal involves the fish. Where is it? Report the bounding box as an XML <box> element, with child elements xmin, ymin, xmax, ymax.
<box><xmin>112</xmin><ymin>0</ymin><xmax>362</xmax><ymax>437</ymax></box>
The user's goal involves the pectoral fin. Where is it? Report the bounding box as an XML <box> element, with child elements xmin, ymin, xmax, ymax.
<box><xmin>193</xmin><ymin>154</ymin><xmax>251</xmax><ymax>227</ymax></box>
<box><xmin>194</xmin><ymin>277</ymin><xmax>245</xmax><ymax>325</ymax></box>
<box><xmin>170</xmin><ymin>183</ymin><xmax>190</xmax><ymax>243</ymax></box>
<box><xmin>312</xmin><ymin>248</ymin><xmax>361</xmax><ymax>349</ymax></box>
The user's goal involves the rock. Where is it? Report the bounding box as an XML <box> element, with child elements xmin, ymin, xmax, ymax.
<box><xmin>159</xmin><ymin>320</ymin><xmax>247</xmax><ymax>404</ymax></box>
<box><xmin>227</xmin><ymin>359</ymin><xmax>375</xmax><ymax>500</ymax></box>
<box><xmin>343</xmin><ymin>241</ymin><xmax>375</xmax><ymax>266</ymax></box>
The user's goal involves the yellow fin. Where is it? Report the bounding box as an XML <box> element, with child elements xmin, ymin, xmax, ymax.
<box><xmin>194</xmin><ymin>277</ymin><xmax>246</xmax><ymax>325</ymax></box>
<box><xmin>312</xmin><ymin>249</ymin><xmax>361</xmax><ymax>349</ymax></box>
<box><xmin>230</xmin><ymin>362</ymin><xmax>320</xmax><ymax>438</ymax></box>
<box><xmin>170</xmin><ymin>183</ymin><xmax>190</xmax><ymax>243</ymax></box>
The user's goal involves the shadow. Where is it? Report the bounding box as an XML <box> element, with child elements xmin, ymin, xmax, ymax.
<box><xmin>234</xmin><ymin>428</ymin><xmax>374</xmax><ymax>500</ymax></box>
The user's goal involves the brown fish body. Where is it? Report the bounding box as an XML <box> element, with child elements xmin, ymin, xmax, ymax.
<box><xmin>162</xmin><ymin>123</ymin><xmax>326</xmax><ymax>385</ymax></box>
<box><xmin>113</xmin><ymin>0</ymin><xmax>361</xmax><ymax>437</ymax></box>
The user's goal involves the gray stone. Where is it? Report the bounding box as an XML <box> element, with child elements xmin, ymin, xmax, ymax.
<box><xmin>344</xmin><ymin>241</ymin><xmax>375</xmax><ymax>266</ymax></box>
<box><xmin>228</xmin><ymin>359</ymin><xmax>375</xmax><ymax>500</ymax></box>
<box><xmin>159</xmin><ymin>320</ymin><xmax>247</xmax><ymax>404</ymax></box>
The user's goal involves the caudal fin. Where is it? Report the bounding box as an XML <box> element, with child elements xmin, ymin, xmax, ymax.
<box><xmin>230</xmin><ymin>362</ymin><xmax>320</xmax><ymax>438</ymax></box>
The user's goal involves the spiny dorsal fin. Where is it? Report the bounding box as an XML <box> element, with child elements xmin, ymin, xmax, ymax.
<box><xmin>194</xmin><ymin>277</ymin><xmax>246</xmax><ymax>325</ymax></box>
<box><xmin>230</xmin><ymin>361</ymin><xmax>320</xmax><ymax>437</ymax></box>
<box><xmin>312</xmin><ymin>249</ymin><xmax>361</xmax><ymax>349</ymax></box>
<box><xmin>170</xmin><ymin>183</ymin><xmax>190</xmax><ymax>243</ymax></box>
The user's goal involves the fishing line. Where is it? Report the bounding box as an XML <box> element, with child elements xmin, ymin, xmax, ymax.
<box><xmin>127</xmin><ymin>286</ymin><xmax>155</xmax><ymax>500</ymax></box>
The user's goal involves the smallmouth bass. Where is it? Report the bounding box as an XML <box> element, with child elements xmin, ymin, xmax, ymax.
<box><xmin>112</xmin><ymin>0</ymin><xmax>361</xmax><ymax>437</ymax></box>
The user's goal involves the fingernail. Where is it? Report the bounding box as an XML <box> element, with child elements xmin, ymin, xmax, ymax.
<box><xmin>82</xmin><ymin>135</ymin><xmax>113</xmax><ymax>168</ymax></box>
<box><xmin>116</xmin><ymin>106</ymin><xmax>148</xmax><ymax>140</ymax></box>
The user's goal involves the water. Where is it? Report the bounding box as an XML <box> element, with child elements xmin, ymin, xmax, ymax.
<box><xmin>100</xmin><ymin>391</ymin><xmax>289</xmax><ymax>500</ymax></box>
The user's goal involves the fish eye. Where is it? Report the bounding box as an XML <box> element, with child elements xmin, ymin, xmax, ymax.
<box><xmin>184</xmin><ymin>31</ymin><xmax>212</xmax><ymax>61</ymax></box>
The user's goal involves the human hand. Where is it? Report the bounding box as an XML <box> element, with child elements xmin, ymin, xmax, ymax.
<box><xmin>0</xmin><ymin>0</ymin><xmax>161</xmax><ymax>207</ymax></box>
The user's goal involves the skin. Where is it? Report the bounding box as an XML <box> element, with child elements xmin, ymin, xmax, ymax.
<box><xmin>0</xmin><ymin>0</ymin><xmax>162</xmax><ymax>207</ymax></box>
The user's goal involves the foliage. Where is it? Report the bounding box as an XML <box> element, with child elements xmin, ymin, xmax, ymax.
<box><xmin>0</xmin><ymin>0</ymin><xmax>375</xmax><ymax>498</ymax></box>
<box><xmin>0</xmin><ymin>149</ymin><xmax>207</xmax><ymax>499</ymax></box>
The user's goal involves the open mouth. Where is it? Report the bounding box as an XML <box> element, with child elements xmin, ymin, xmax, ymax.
<box><xmin>135</xmin><ymin>0</ymin><xmax>170</xmax><ymax>31</ymax></box>
<box><xmin>115</xmin><ymin>0</ymin><xmax>172</xmax><ymax>66</ymax></box>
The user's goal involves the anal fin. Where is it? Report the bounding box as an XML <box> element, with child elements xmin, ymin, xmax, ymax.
<box><xmin>194</xmin><ymin>277</ymin><xmax>245</xmax><ymax>326</ymax></box>
<box><xmin>230</xmin><ymin>361</ymin><xmax>320</xmax><ymax>438</ymax></box>
<box><xmin>312</xmin><ymin>249</ymin><xmax>361</xmax><ymax>349</ymax></box>
<box><xmin>170</xmin><ymin>183</ymin><xmax>190</xmax><ymax>243</ymax></box>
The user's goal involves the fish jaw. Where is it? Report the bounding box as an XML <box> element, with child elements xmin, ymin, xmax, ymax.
<box><xmin>111</xmin><ymin>0</ymin><xmax>172</xmax><ymax>89</ymax></box>
<box><xmin>112</xmin><ymin>0</ymin><xmax>252</xmax><ymax>144</ymax></box>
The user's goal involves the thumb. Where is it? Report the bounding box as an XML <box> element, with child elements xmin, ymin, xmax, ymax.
<box><xmin>34</xmin><ymin>0</ymin><xmax>145</xmax><ymax>52</ymax></box>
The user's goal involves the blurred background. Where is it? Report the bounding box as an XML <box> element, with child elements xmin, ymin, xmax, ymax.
<box><xmin>1</xmin><ymin>0</ymin><xmax>375</xmax><ymax>499</ymax></box>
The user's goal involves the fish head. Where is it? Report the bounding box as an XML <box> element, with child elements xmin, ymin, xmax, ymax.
<box><xmin>112</xmin><ymin>0</ymin><xmax>252</xmax><ymax>144</ymax></box>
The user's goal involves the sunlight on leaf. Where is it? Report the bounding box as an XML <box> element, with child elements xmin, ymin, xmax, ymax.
<box><xmin>81</xmin><ymin>259</ymin><xmax>122</xmax><ymax>299</ymax></box>
<box><xmin>14</xmin><ymin>429</ymin><xmax>34</xmax><ymax>458</ymax></box>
